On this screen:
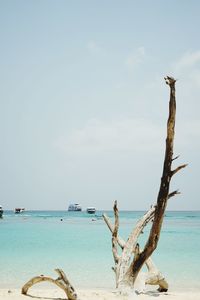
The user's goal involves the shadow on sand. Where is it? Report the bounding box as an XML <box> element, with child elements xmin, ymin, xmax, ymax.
<box><xmin>24</xmin><ymin>293</ymin><xmax>65</xmax><ymax>300</ymax></box>
<box><xmin>136</xmin><ymin>290</ymin><xmax>169</xmax><ymax>297</ymax></box>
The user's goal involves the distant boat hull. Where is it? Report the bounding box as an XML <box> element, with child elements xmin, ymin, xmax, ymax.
<box><xmin>15</xmin><ymin>208</ymin><xmax>25</xmax><ymax>214</ymax></box>
<box><xmin>68</xmin><ymin>204</ymin><xmax>82</xmax><ymax>211</ymax></box>
<box><xmin>87</xmin><ymin>207</ymin><xmax>96</xmax><ymax>214</ymax></box>
<box><xmin>0</xmin><ymin>206</ymin><xmax>3</xmax><ymax>218</ymax></box>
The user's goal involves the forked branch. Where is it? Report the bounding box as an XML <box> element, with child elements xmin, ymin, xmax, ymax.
<box><xmin>103</xmin><ymin>206</ymin><xmax>168</xmax><ymax>291</ymax></box>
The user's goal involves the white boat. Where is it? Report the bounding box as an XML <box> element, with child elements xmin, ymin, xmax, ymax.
<box><xmin>15</xmin><ymin>208</ymin><xmax>25</xmax><ymax>214</ymax></box>
<box><xmin>86</xmin><ymin>207</ymin><xmax>96</xmax><ymax>214</ymax></box>
<box><xmin>0</xmin><ymin>205</ymin><xmax>3</xmax><ymax>218</ymax></box>
<box><xmin>68</xmin><ymin>203</ymin><xmax>82</xmax><ymax>211</ymax></box>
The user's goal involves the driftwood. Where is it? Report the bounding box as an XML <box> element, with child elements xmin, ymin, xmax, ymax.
<box><xmin>103</xmin><ymin>205</ymin><xmax>168</xmax><ymax>291</ymax></box>
<box><xmin>103</xmin><ymin>77</ymin><xmax>186</xmax><ymax>291</ymax></box>
<box><xmin>21</xmin><ymin>268</ymin><xmax>78</xmax><ymax>300</ymax></box>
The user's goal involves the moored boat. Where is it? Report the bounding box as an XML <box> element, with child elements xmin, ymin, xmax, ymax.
<box><xmin>86</xmin><ymin>207</ymin><xmax>96</xmax><ymax>214</ymax></box>
<box><xmin>15</xmin><ymin>208</ymin><xmax>25</xmax><ymax>214</ymax></box>
<box><xmin>0</xmin><ymin>205</ymin><xmax>3</xmax><ymax>218</ymax></box>
<box><xmin>68</xmin><ymin>203</ymin><xmax>82</xmax><ymax>211</ymax></box>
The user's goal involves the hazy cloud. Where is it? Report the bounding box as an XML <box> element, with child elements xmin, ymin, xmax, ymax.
<box><xmin>178</xmin><ymin>119</ymin><xmax>200</xmax><ymax>148</ymax></box>
<box><xmin>125</xmin><ymin>47</ymin><xmax>145</xmax><ymax>68</ymax></box>
<box><xmin>174</xmin><ymin>50</ymin><xmax>200</xmax><ymax>72</ymax></box>
<box><xmin>55</xmin><ymin>115</ymin><xmax>200</xmax><ymax>160</ymax></box>
<box><xmin>87</xmin><ymin>40</ymin><xmax>104</xmax><ymax>54</ymax></box>
<box><xmin>172</xmin><ymin>50</ymin><xmax>200</xmax><ymax>88</ymax></box>
<box><xmin>55</xmin><ymin>118</ymin><xmax>164</xmax><ymax>156</ymax></box>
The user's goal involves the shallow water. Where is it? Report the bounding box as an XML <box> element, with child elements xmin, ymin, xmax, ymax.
<box><xmin>0</xmin><ymin>210</ymin><xmax>200</xmax><ymax>290</ymax></box>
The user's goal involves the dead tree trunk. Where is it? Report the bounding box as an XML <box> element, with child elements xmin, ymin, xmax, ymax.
<box><xmin>21</xmin><ymin>269</ymin><xmax>78</xmax><ymax>300</ymax></box>
<box><xmin>128</xmin><ymin>77</ymin><xmax>187</xmax><ymax>286</ymax></box>
<box><xmin>103</xmin><ymin>210</ymin><xmax>168</xmax><ymax>291</ymax></box>
<box><xmin>104</xmin><ymin>76</ymin><xmax>186</xmax><ymax>292</ymax></box>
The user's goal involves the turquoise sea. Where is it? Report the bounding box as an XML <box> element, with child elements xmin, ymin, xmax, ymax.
<box><xmin>0</xmin><ymin>210</ymin><xmax>200</xmax><ymax>291</ymax></box>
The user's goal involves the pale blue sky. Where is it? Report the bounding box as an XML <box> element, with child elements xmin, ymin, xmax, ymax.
<box><xmin>0</xmin><ymin>0</ymin><xmax>199</xmax><ymax>210</ymax></box>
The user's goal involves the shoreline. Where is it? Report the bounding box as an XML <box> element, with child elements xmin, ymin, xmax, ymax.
<box><xmin>1</xmin><ymin>288</ymin><xmax>200</xmax><ymax>300</ymax></box>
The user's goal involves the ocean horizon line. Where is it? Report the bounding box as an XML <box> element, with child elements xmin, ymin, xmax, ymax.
<box><xmin>2</xmin><ymin>209</ymin><xmax>200</xmax><ymax>212</ymax></box>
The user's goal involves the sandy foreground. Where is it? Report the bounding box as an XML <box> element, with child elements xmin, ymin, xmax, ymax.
<box><xmin>0</xmin><ymin>288</ymin><xmax>200</xmax><ymax>300</ymax></box>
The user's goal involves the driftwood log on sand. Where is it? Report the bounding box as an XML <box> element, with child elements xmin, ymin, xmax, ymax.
<box><xmin>21</xmin><ymin>268</ymin><xmax>78</xmax><ymax>300</ymax></box>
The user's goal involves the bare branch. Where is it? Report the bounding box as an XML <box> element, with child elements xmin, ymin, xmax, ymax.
<box><xmin>112</xmin><ymin>200</ymin><xmax>120</xmax><ymax>264</ymax></box>
<box><xmin>125</xmin><ymin>206</ymin><xmax>155</xmax><ymax>252</ymax></box>
<box><xmin>168</xmin><ymin>190</ymin><xmax>181</xmax><ymax>199</ymax></box>
<box><xmin>112</xmin><ymin>241</ymin><xmax>120</xmax><ymax>263</ymax></box>
<box><xmin>113</xmin><ymin>200</ymin><xmax>119</xmax><ymax>238</ymax></box>
<box><xmin>145</xmin><ymin>258</ymin><xmax>168</xmax><ymax>292</ymax></box>
<box><xmin>172</xmin><ymin>155</ymin><xmax>180</xmax><ymax>161</ymax></box>
<box><xmin>164</xmin><ymin>76</ymin><xmax>176</xmax><ymax>86</ymax></box>
<box><xmin>103</xmin><ymin>213</ymin><xmax>125</xmax><ymax>249</ymax></box>
<box><xmin>171</xmin><ymin>164</ymin><xmax>188</xmax><ymax>176</ymax></box>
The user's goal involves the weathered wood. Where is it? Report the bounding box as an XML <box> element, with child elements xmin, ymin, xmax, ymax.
<box><xmin>145</xmin><ymin>258</ymin><xmax>168</xmax><ymax>292</ymax></box>
<box><xmin>112</xmin><ymin>200</ymin><xmax>120</xmax><ymax>265</ymax></box>
<box><xmin>103</xmin><ymin>77</ymin><xmax>185</xmax><ymax>292</ymax></box>
<box><xmin>21</xmin><ymin>268</ymin><xmax>78</xmax><ymax>300</ymax></box>
<box><xmin>103</xmin><ymin>208</ymin><xmax>168</xmax><ymax>291</ymax></box>
<box><xmin>103</xmin><ymin>213</ymin><xmax>125</xmax><ymax>249</ymax></box>
<box><xmin>117</xmin><ymin>205</ymin><xmax>155</xmax><ymax>288</ymax></box>
<box><xmin>126</xmin><ymin>76</ymin><xmax>186</xmax><ymax>287</ymax></box>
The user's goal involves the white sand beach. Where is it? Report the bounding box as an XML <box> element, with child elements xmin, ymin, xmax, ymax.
<box><xmin>0</xmin><ymin>288</ymin><xmax>200</xmax><ymax>300</ymax></box>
